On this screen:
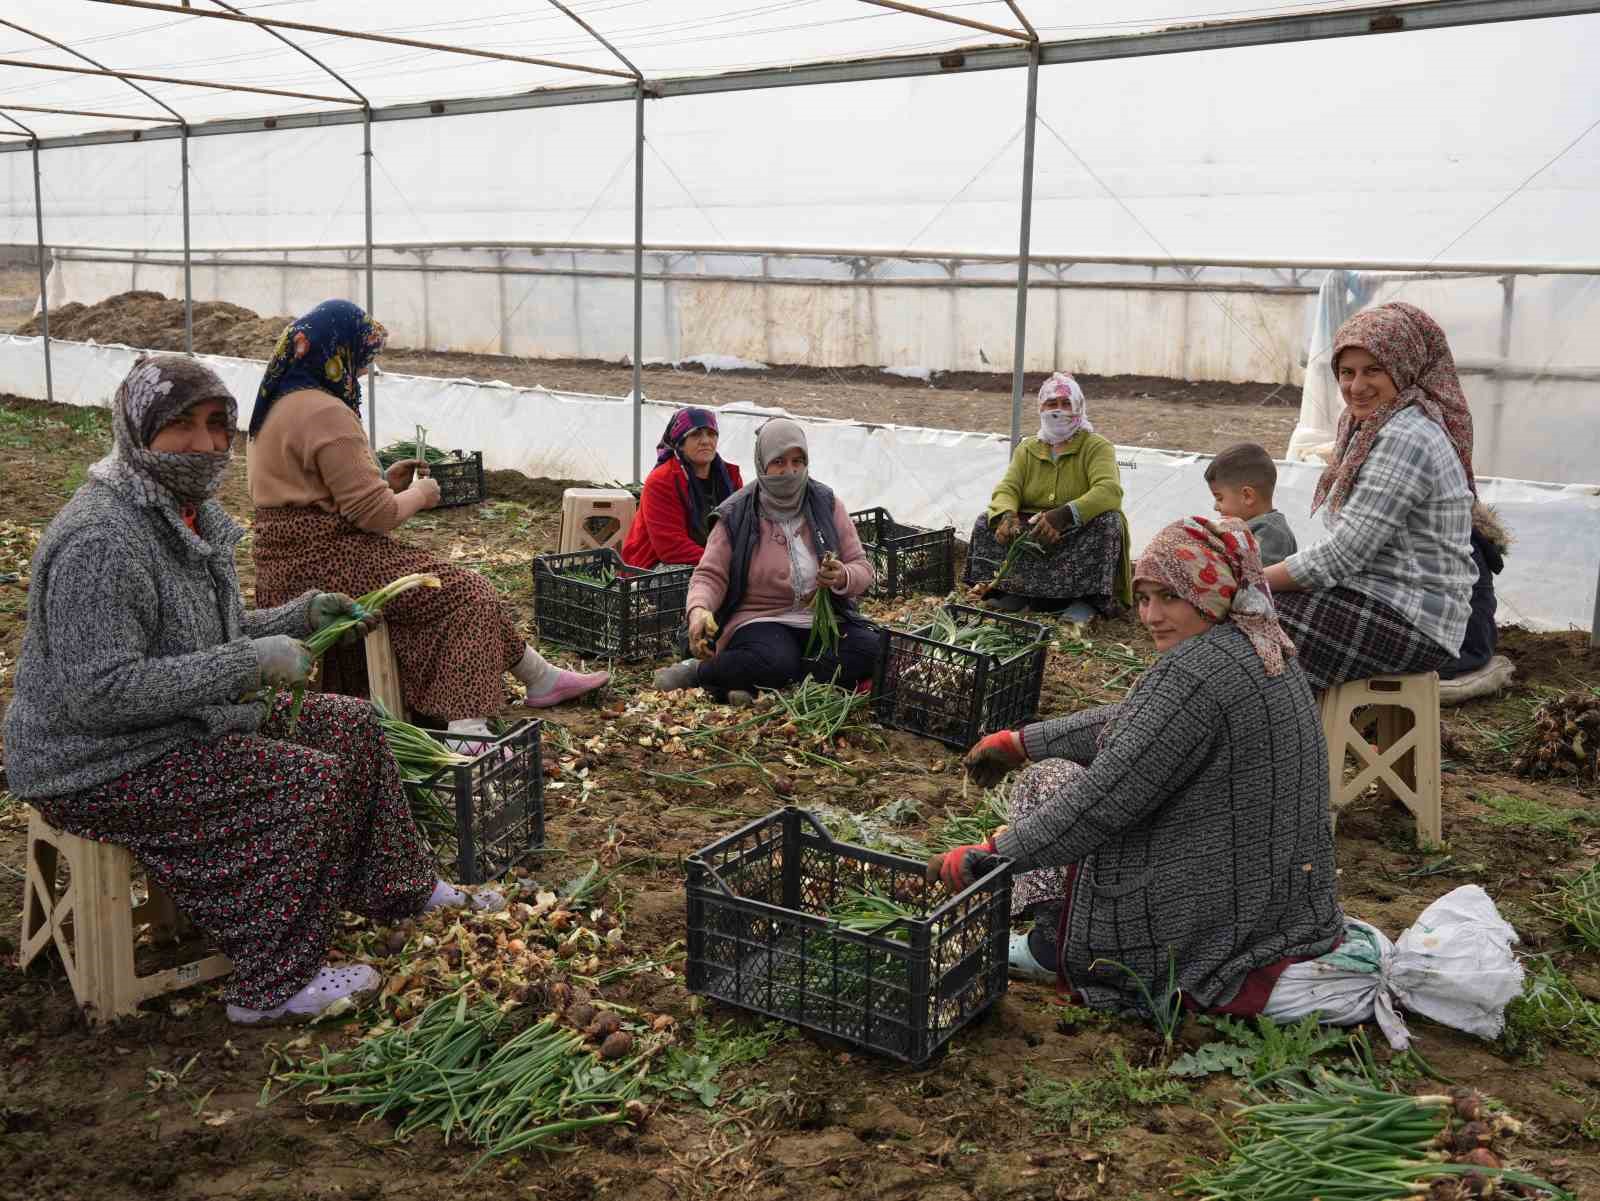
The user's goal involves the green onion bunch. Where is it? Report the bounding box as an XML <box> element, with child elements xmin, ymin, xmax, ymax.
<box><xmin>275</xmin><ymin>990</ymin><xmax>641</xmax><ymax>1170</ymax></box>
<box><xmin>805</xmin><ymin>556</ymin><xmax>843</xmax><ymax>659</ymax></box>
<box><xmin>924</xmin><ymin>607</ymin><xmax>1044</xmax><ymax>661</ymax></box>
<box><xmin>768</xmin><ymin>677</ymin><xmax>871</xmax><ymax>744</ymax></box>
<box><xmin>829</xmin><ymin>882</ymin><xmax>924</xmax><ymax>939</ymax></box>
<box><xmin>265</xmin><ymin>572</ymin><xmax>442</xmax><ymax>732</ymax></box>
<box><xmin>372</xmin><ymin>702</ymin><xmax>470</xmax><ymax>846</ymax></box>
<box><xmin>1185</xmin><ymin>1070</ymin><xmax>1571</xmax><ymax>1201</ymax></box>
<box><xmin>929</xmin><ymin>785</ymin><xmax>1009</xmax><ymax>853</ymax></box>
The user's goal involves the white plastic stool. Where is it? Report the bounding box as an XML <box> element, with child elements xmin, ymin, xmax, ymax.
<box><xmin>19</xmin><ymin>807</ymin><xmax>232</xmax><ymax>1024</ymax></box>
<box><xmin>1319</xmin><ymin>672</ymin><xmax>1443</xmax><ymax>847</ymax></box>
<box><xmin>558</xmin><ymin>488</ymin><xmax>636</xmax><ymax>554</ymax></box>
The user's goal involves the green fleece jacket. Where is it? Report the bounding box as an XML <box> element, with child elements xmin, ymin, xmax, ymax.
<box><xmin>986</xmin><ymin>431</ymin><xmax>1133</xmax><ymax>607</ymax></box>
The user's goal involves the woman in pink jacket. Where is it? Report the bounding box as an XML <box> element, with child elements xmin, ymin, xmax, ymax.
<box><xmin>651</xmin><ymin>418</ymin><xmax>881</xmax><ymax>704</ymax></box>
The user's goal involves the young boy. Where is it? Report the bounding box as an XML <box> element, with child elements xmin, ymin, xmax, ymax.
<box><xmin>1204</xmin><ymin>442</ymin><xmax>1297</xmax><ymax>567</ymax></box>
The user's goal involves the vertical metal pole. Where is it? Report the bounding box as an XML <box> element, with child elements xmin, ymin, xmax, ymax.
<box><xmin>30</xmin><ymin>140</ymin><xmax>52</xmax><ymax>405</ymax></box>
<box><xmin>363</xmin><ymin>108</ymin><xmax>377</xmax><ymax>448</ymax></box>
<box><xmin>181</xmin><ymin>127</ymin><xmax>193</xmax><ymax>354</ymax></box>
<box><xmin>631</xmin><ymin>86</ymin><xmax>645</xmax><ymax>485</ymax></box>
<box><xmin>1009</xmin><ymin>44</ymin><xmax>1041</xmax><ymax>450</ymax></box>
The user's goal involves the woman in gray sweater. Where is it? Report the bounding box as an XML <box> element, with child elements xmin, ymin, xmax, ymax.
<box><xmin>3</xmin><ymin>355</ymin><xmax>492</xmax><ymax>1026</ymax></box>
<box><xmin>932</xmin><ymin>515</ymin><xmax>1343</xmax><ymax>1017</ymax></box>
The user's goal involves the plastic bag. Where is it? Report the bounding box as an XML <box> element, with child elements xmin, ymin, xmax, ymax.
<box><xmin>1260</xmin><ymin>885</ymin><xmax>1524</xmax><ymax>1051</ymax></box>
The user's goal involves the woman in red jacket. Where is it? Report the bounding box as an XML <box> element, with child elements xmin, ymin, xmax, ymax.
<box><xmin>621</xmin><ymin>407</ymin><xmax>744</xmax><ymax>569</ymax></box>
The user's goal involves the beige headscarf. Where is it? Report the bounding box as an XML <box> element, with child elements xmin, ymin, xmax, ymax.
<box><xmin>753</xmin><ymin>418</ymin><xmax>809</xmax><ymax>522</ymax></box>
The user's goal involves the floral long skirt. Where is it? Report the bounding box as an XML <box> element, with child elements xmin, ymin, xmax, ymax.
<box><xmin>32</xmin><ymin>692</ymin><xmax>435</xmax><ymax>1009</ymax></box>
<box><xmin>1004</xmin><ymin>758</ymin><xmax>1085</xmax><ymax>919</ymax></box>
<box><xmin>961</xmin><ymin>510</ymin><xmax>1123</xmax><ymax>610</ymax></box>
<box><xmin>252</xmin><ymin>507</ymin><xmax>526</xmax><ymax>721</ymax></box>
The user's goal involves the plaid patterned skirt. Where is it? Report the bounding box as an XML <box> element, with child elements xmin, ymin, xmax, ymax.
<box><xmin>1274</xmin><ymin>586</ymin><xmax>1452</xmax><ymax>691</ymax></box>
<box><xmin>253</xmin><ymin>508</ymin><xmax>526</xmax><ymax>721</ymax></box>
<box><xmin>961</xmin><ymin>510</ymin><xmax>1122</xmax><ymax>610</ymax></box>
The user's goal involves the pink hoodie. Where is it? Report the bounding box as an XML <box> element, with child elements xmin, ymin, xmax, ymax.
<box><xmin>686</xmin><ymin>496</ymin><xmax>874</xmax><ymax>651</ymax></box>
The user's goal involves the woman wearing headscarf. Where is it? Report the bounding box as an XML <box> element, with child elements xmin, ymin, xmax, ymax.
<box><xmin>961</xmin><ymin>373</ymin><xmax>1132</xmax><ymax>622</ymax></box>
<box><xmin>247</xmin><ymin>300</ymin><xmax>606</xmax><ymax>736</ymax></box>
<box><xmin>3</xmin><ymin>354</ymin><xmax>497</xmax><ymax>1026</ymax></box>
<box><xmin>650</xmin><ymin>418</ymin><xmax>881</xmax><ymax>703</ymax></box>
<box><xmin>1262</xmin><ymin>302</ymin><xmax>1476</xmax><ymax>691</ymax></box>
<box><xmin>931</xmin><ymin>516</ymin><xmax>1342</xmax><ymax>1018</ymax></box>
<box><xmin>620</xmin><ymin>406</ymin><xmax>743</xmax><ymax>570</ymax></box>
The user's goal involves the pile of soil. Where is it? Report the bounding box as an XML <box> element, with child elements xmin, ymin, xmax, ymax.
<box><xmin>15</xmin><ymin>290</ymin><xmax>291</xmax><ymax>359</ymax></box>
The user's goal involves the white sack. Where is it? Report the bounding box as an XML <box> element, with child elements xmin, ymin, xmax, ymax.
<box><xmin>1261</xmin><ymin>885</ymin><xmax>1525</xmax><ymax>1051</ymax></box>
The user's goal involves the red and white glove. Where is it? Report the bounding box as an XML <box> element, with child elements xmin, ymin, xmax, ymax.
<box><xmin>963</xmin><ymin>729</ymin><xmax>1026</xmax><ymax>787</ymax></box>
<box><xmin>926</xmin><ymin>839</ymin><xmax>998</xmax><ymax>891</ymax></box>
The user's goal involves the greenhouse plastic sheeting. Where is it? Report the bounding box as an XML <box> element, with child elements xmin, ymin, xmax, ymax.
<box><xmin>3</xmin><ymin>335</ymin><xmax>1594</xmax><ymax>635</ymax></box>
<box><xmin>1290</xmin><ymin>270</ymin><xmax>1600</xmax><ymax>485</ymax></box>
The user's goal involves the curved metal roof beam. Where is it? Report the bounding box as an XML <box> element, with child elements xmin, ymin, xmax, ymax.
<box><xmin>0</xmin><ymin>101</ymin><xmax>178</xmax><ymax>122</ymax></box>
<box><xmin>85</xmin><ymin>0</ymin><xmax>637</xmax><ymax>81</ymax></box>
<box><xmin>858</xmin><ymin>0</ymin><xmax>1031</xmax><ymax>41</ymax></box>
<box><xmin>1004</xmin><ymin>2</ymin><xmax>1038</xmax><ymax>41</ymax></box>
<box><xmin>0</xmin><ymin>112</ymin><xmax>37</xmax><ymax>137</ymax></box>
<box><xmin>0</xmin><ymin>57</ymin><xmax>352</xmax><ymax>105</ymax></box>
<box><xmin>0</xmin><ymin>15</ymin><xmax>185</xmax><ymax>124</ymax></box>
<box><xmin>543</xmin><ymin>0</ymin><xmax>643</xmax><ymax>80</ymax></box>
<box><xmin>201</xmin><ymin>0</ymin><xmax>368</xmax><ymax>107</ymax></box>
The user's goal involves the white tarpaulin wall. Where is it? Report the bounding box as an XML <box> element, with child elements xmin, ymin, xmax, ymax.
<box><xmin>1290</xmin><ymin>270</ymin><xmax>1600</xmax><ymax>485</ymax></box>
<box><xmin>3</xmin><ymin>333</ymin><xmax>1594</xmax><ymax>635</ymax></box>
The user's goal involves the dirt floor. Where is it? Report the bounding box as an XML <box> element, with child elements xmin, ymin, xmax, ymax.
<box><xmin>12</xmin><ymin>291</ymin><xmax>1300</xmax><ymax>455</ymax></box>
<box><xmin>1</xmin><ymin>394</ymin><xmax>1598</xmax><ymax>1201</ymax></box>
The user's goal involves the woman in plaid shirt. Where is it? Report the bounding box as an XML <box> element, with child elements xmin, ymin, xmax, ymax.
<box><xmin>1262</xmin><ymin>303</ymin><xmax>1476</xmax><ymax>690</ymax></box>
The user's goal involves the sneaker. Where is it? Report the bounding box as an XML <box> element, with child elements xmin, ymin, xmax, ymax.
<box><xmin>652</xmin><ymin>659</ymin><xmax>700</xmax><ymax>692</ymax></box>
<box><xmin>523</xmin><ymin>669</ymin><xmax>609</xmax><ymax>708</ymax></box>
<box><xmin>986</xmin><ymin>592</ymin><xmax>1029</xmax><ymax>614</ymax></box>
<box><xmin>1438</xmin><ymin>655</ymin><xmax>1516</xmax><ymax>707</ymax></box>
<box><xmin>1007</xmin><ymin>931</ymin><xmax>1057</xmax><ymax>984</ymax></box>
<box><xmin>226</xmin><ymin>964</ymin><xmax>382</xmax><ymax>1026</ymax></box>
<box><xmin>422</xmin><ymin>879</ymin><xmax>507</xmax><ymax>914</ymax></box>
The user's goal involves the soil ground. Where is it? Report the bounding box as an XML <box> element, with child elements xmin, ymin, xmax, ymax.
<box><xmin>0</xmin><ymin>369</ymin><xmax>1596</xmax><ymax>1196</ymax></box>
<box><xmin>12</xmin><ymin>291</ymin><xmax>1299</xmax><ymax>455</ymax></box>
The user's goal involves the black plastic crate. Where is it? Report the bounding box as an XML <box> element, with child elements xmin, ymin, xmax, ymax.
<box><xmin>850</xmin><ymin>507</ymin><xmax>956</xmax><ymax>600</ymax></box>
<box><xmin>403</xmin><ymin>719</ymin><xmax>543</xmax><ymax>885</ymax></box>
<box><xmin>531</xmin><ymin>548</ymin><xmax>692</xmax><ymax>661</ymax></box>
<box><xmin>686</xmin><ymin>807</ymin><xmax>1011</xmax><ymax>1065</ymax></box>
<box><xmin>430</xmin><ymin>451</ymin><xmax>486</xmax><ymax>508</ymax></box>
<box><xmin>873</xmin><ymin>604</ymin><xmax>1048</xmax><ymax>749</ymax></box>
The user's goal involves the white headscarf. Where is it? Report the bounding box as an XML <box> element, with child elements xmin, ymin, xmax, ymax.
<box><xmin>1037</xmin><ymin>372</ymin><xmax>1092</xmax><ymax>445</ymax></box>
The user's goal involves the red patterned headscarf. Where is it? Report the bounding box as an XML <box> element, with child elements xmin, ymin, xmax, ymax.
<box><xmin>1313</xmin><ymin>301</ymin><xmax>1475</xmax><ymax>516</ymax></box>
<box><xmin>1134</xmin><ymin>515</ymin><xmax>1295</xmax><ymax>676</ymax></box>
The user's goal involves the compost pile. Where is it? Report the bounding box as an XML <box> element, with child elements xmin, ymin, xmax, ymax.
<box><xmin>1513</xmin><ymin>692</ymin><xmax>1600</xmax><ymax>782</ymax></box>
<box><xmin>17</xmin><ymin>291</ymin><xmax>291</xmax><ymax>359</ymax></box>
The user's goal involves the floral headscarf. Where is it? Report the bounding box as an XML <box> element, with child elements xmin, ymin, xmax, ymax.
<box><xmin>249</xmin><ymin>299</ymin><xmax>387</xmax><ymax>438</ymax></box>
<box><xmin>655</xmin><ymin>406</ymin><xmax>736</xmax><ymax>544</ymax></box>
<box><xmin>1134</xmin><ymin>515</ymin><xmax>1295</xmax><ymax>676</ymax></box>
<box><xmin>1037</xmin><ymin>372</ymin><xmax>1092</xmax><ymax>444</ymax></box>
<box><xmin>1313</xmin><ymin>301</ymin><xmax>1475</xmax><ymax>516</ymax></box>
<box><xmin>87</xmin><ymin>353</ymin><xmax>237</xmax><ymax>509</ymax></box>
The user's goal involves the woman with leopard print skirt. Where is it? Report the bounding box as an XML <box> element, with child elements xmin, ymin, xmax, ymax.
<box><xmin>245</xmin><ymin>301</ymin><xmax>606</xmax><ymax>738</ymax></box>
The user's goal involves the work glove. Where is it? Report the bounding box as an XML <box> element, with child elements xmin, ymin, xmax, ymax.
<box><xmin>253</xmin><ymin>635</ymin><xmax>313</xmax><ymax>687</ymax></box>
<box><xmin>993</xmin><ymin>512</ymin><xmax>1022</xmax><ymax>546</ymax></box>
<box><xmin>385</xmin><ymin>458</ymin><xmax>429</xmax><ymax>492</ymax></box>
<box><xmin>1032</xmin><ymin>504</ymin><xmax>1075</xmax><ymax>547</ymax></box>
<box><xmin>308</xmin><ymin>592</ymin><xmax>380</xmax><ymax>644</ymax></box>
<box><xmin>963</xmin><ymin>729</ymin><xmax>1026</xmax><ymax>787</ymax></box>
<box><xmin>926</xmin><ymin>839</ymin><xmax>998</xmax><ymax>892</ymax></box>
<box><xmin>407</xmin><ymin>475</ymin><xmax>442</xmax><ymax>510</ymax></box>
<box><xmin>816</xmin><ymin>552</ymin><xmax>846</xmax><ymax>592</ymax></box>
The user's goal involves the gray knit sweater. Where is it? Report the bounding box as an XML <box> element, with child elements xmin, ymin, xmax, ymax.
<box><xmin>2</xmin><ymin>481</ymin><xmax>315</xmax><ymax>798</ymax></box>
<box><xmin>995</xmin><ymin>622</ymin><xmax>1343</xmax><ymax>1014</ymax></box>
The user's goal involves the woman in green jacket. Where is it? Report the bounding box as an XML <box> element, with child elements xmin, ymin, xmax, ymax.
<box><xmin>963</xmin><ymin>373</ymin><xmax>1132</xmax><ymax>620</ymax></box>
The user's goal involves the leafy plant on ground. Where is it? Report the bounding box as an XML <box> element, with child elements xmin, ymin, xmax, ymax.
<box><xmin>1476</xmin><ymin>791</ymin><xmax>1598</xmax><ymax>841</ymax></box>
<box><xmin>648</xmin><ymin>1020</ymin><xmax>789</xmax><ymax>1108</ymax></box>
<box><xmin>1168</xmin><ymin>1014</ymin><xmax>1346</xmax><ymax>1082</ymax></box>
<box><xmin>1090</xmin><ymin>947</ymin><xmax>1184</xmax><ymax>1055</ymax></box>
<box><xmin>1022</xmin><ymin>1048</ymin><xmax>1189</xmax><ymax>1137</ymax></box>
<box><xmin>1500</xmin><ymin>956</ymin><xmax>1600</xmax><ymax>1062</ymax></box>
<box><xmin>1535</xmin><ymin>860</ymin><xmax>1600</xmax><ymax>952</ymax></box>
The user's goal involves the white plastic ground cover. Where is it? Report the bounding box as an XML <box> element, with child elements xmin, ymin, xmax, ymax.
<box><xmin>1260</xmin><ymin>885</ymin><xmax>1525</xmax><ymax>1050</ymax></box>
<box><xmin>2</xmin><ymin>334</ymin><xmax>1595</xmax><ymax>633</ymax></box>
